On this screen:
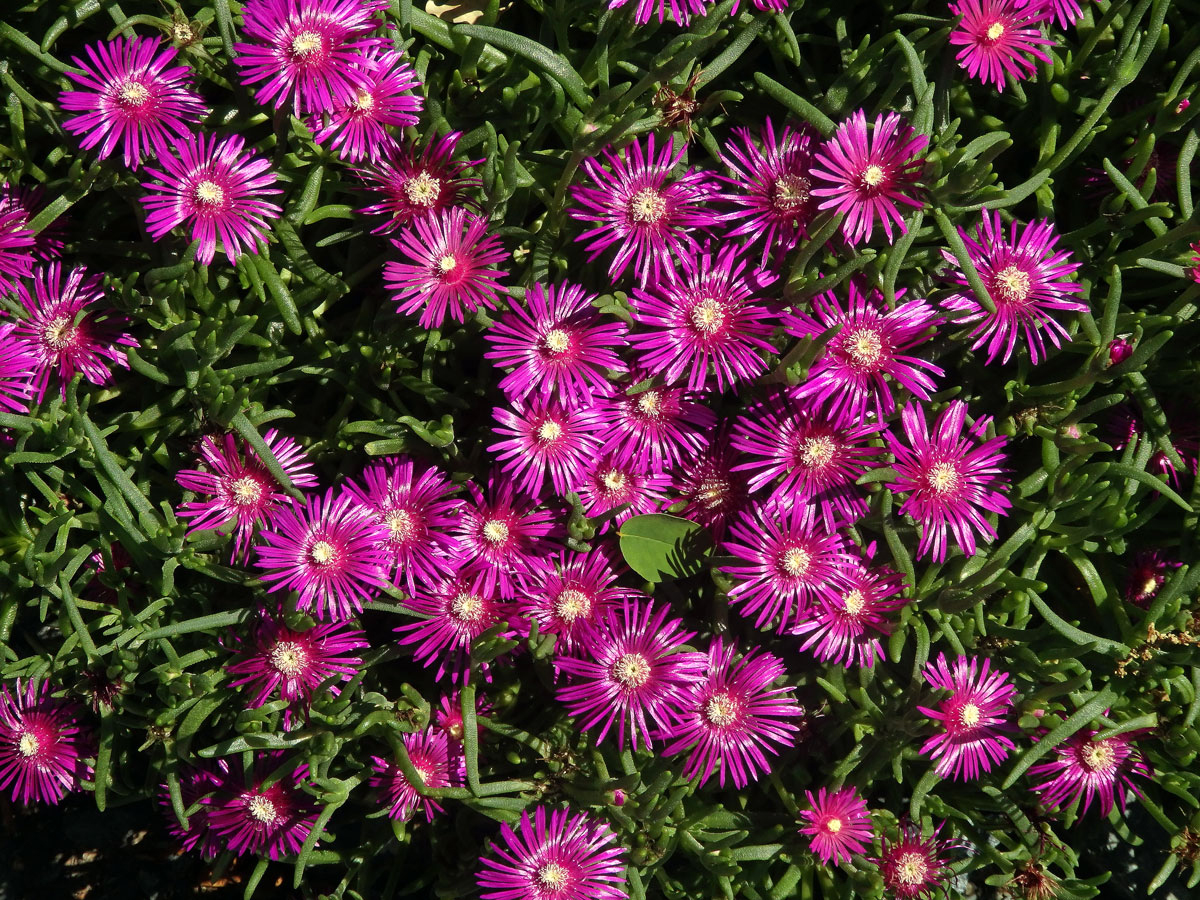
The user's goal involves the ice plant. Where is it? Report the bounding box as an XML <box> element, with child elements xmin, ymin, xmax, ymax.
<box><xmin>811</xmin><ymin>110</ymin><xmax>928</xmax><ymax>246</ymax></box>
<box><xmin>11</xmin><ymin>262</ymin><xmax>137</xmax><ymax>402</ymax></box>
<box><xmin>607</xmin><ymin>0</ymin><xmax>710</xmax><ymax>26</ymax></box>
<box><xmin>484</xmin><ymin>281</ymin><xmax>628</xmax><ymax>406</ymax></box>
<box><xmin>576</xmin><ymin>453</ymin><xmax>672</xmax><ymax>530</ymax></box>
<box><xmin>518</xmin><ymin>549</ymin><xmax>635</xmax><ymax>652</ymax></box>
<box><xmin>0</xmin><ymin>207</ymin><xmax>37</xmax><ymax>296</ymax></box>
<box><xmin>916</xmin><ymin>654</ymin><xmax>1017</xmax><ymax>780</ymax></box>
<box><xmin>255</xmin><ymin>488</ymin><xmax>390</xmax><ymax>621</ymax></box>
<box><xmin>160</xmin><ymin>764</ymin><xmax>225</xmax><ymax>858</ymax></box>
<box><xmin>233</xmin><ymin>0</ymin><xmax>388</xmax><ymax>113</ymax></box>
<box><xmin>309</xmin><ymin>49</ymin><xmax>423</xmax><ymax>162</ymax></box>
<box><xmin>207</xmin><ymin>754</ymin><xmax>319</xmax><ymax>859</ymax></box>
<box><xmin>59</xmin><ymin>35</ymin><xmax>207</xmax><ymax>169</ymax></box>
<box><xmin>556</xmin><ymin>599</ymin><xmax>706</xmax><ymax>750</ymax></box>
<box><xmin>0</xmin><ymin>325</ymin><xmax>37</xmax><ymax>415</ymax></box>
<box><xmin>396</xmin><ymin>568</ymin><xmax>511</xmax><ymax>680</ymax></box>
<box><xmin>370</xmin><ymin>728</ymin><xmax>464</xmax><ymax>822</ymax></box>
<box><xmin>141</xmin><ymin>132</ymin><xmax>283</xmax><ymax>265</ymax></box>
<box><xmin>885</xmin><ymin>400</ymin><xmax>1011</xmax><ymax>562</ymax></box>
<box><xmin>355</xmin><ymin>131</ymin><xmax>481</xmax><ymax>232</ymax></box>
<box><xmin>0</xmin><ymin>680</ymin><xmax>87</xmax><ymax>805</ymax></box>
<box><xmin>877</xmin><ymin>821</ymin><xmax>959</xmax><ymax>900</ymax></box>
<box><xmin>384</xmin><ymin>206</ymin><xmax>508</xmax><ymax>329</ymax></box>
<box><xmin>1029</xmin><ymin>728</ymin><xmax>1152</xmax><ymax>816</ymax></box>
<box><xmin>941</xmin><ymin>212</ymin><xmax>1084</xmax><ymax>364</ymax></box>
<box><xmin>629</xmin><ymin>243</ymin><xmax>779</xmax><ymax>392</ymax></box>
<box><xmin>793</xmin><ymin>562</ymin><xmax>908</xmax><ymax>668</ymax></box>
<box><xmin>594</xmin><ymin>377</ymin><xmax>716</xmax><ymax>471</ymax></box>
<box><xmin>1124</xmin><ymin>550</ymin><xmax>1181</xmax><ymax>609</ymax></box>
<box><xmin>570</xmin><ymin>133</ymin><xmax>720</xmax><ymax>287</ymax></box>
<box><xmin>451</xmin><ymin>476</ymin><xmax>558</xmax><ymax>598</ymax></box>
<box><xmin>675</xmin><ymin>437</ymin><xmax>749</xmax><ymax>538</ymax></box>
<box><xmin>490</xmin><ymin>399</ymin><xmax>602</xmax><ymax>498</ymax></box>
<box><xmin>948</xmin><ymin>0</ymin><xmax>1055</xmax><ymax>92</ymax></box>
<box><xmin>0</xmin><ymin>185</ymin><xmax>61</xmax><ymax>261</ymax></box>
<box><xmin>799</xmin><ymin>787</ymin><xmax>874</xmax><ymax>865</ymax></box>
<box><xmin>477</xmin><ymin>806</ymin><xmax>627</xmax><ymax>900</ymax></box>
<box><xmin>663</xmin><ymin>638</ymin><xmax>803</xmax><ymax>788</ymax></box>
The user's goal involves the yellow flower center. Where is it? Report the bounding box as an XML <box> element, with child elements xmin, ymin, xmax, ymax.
<box><xmin>994</xmin><ymin>265</ymin><xmax>1032</xmax><ymax>304</ymax></box>
<box><xmin>481</xmin><ymin>519</ymin><xmax>509</xmax><ymax>544</ymax></box>
<box><xmin>703</xmin><ymin>691</ymin><xmax>740</xmax><ymax>727</ymax></box>
<box><xmin>230</xmin><ymin>476</ymin><xmax>263</xmax><ymax>506</ymax></box>
<box><xmin>846</xmin><ymin>328</ymin><xmax>884</xmax><ymax>369</ymax></box>
<box><xmin>543</xmin><ymin>328</ymin><xmax>571</xmax><ymax>355</ymax></box>
<box><xmin>629</xmin><ymin>187</ymin><xmax>667</xmax><ymax>224</ymax></box>
<box><xmin>43</xmin><ymin>315</ymin><xmax>77</xmax><ymax>351</ymax></box>
<box><xmin>309</xmin><ymin>540</ymin><xmax>336</xmax><ymax>566</ymax></box>
<box><xmin>782</xmin><ymin>546</ymin><xmax>811</xmax><ymax>578</ymax></box>
<box><xmin>1081</xmin><ymin>739</ymin><xmax>1116</xmax><ymax>772</ymax></box>
<box><xmin>986</xmin><ymin>22</ymin><xmax>1005</xmax><ymax>40</ymax></box>
<box><xmin>1137</xmin><ymin>576</ymin><xmax>1159</xmax><ymax>600</ymax></box>
<box><xmin>613</xmin><ymin>652</ymin><xmax>651</xmax><ymax>688</ymax></box>
<box><xmin>537</xmin><ymin>862</ymin><xmax>570</xmax><ymax>890</ymax></box>
<box><xmin>193</xmin><ymin>180</ymin><xmax>225</xmax><ymax>208</ymax></box>
<box><xmin>690</xmin><ymin>297</ymin><xmax>726</xmax><ymax>334</ymax></box>
<box><xmin>896</xmin><ymin>851</ymin><xmax>928</xmax><ymax>885</ymax></box>
<box><xmin>843</xmin><ymin>589</ymin><xmax>866</xmax><ymax>616</ymax></box>
<box><xmin>772</xmin><ymin>173</ymin><xmax>812</xmax><ymax>212</ymax></box>
<box><xmin>538</xmin><ymin>420</ymin><xmax>564</xmax><ymax>442</ymax></box>
<box><xmin>554</xmin><ymin>588</ymin><xmax>592</xmax><ymax>623</ymax></box>
<box><xmin>269</xmin><ymin>640</ymin><xmax>307</xmax><ymax>676</ymax></box>
<box><xmin>862</xmin><ymin>164</ymin><xmax>885</xmax><ymax>187</ymax></box>
<box><xmin>386</xmin><ymin>509</ymin><xmax>415</xmax><ymax>542</ymax></box>
<box><xmin>117</xmin><ymin>80</ymin><xmax>150</xmax><ymax>106</ymax></box>
<box><xmin>290</xmin><ymin>30</ymin><xmax>323</xmax><ymax>58</ymax></box>
<box><xmin>799</xmin><ymin>435</ymin><xmax>836</xmax><ymax>470</ymax></box>
<box><xmin>637</xmin><ymin>390</ymin><xmax>663</xmax><ymax>416</ymax></box>
<box><xmin>404</xmin><ymin>172</ymin><xmax>442</xmax><ymax>207</ymax></box>
<box><xmin>17</xmin><ymin>731</ymin><xmax>39</xmax><ymax>757</ymax></box>
<box><xmin>601</xmin><ymin>469</ymin><xmax>627</xmax><ymax>491</ymax></box>
<box><xmin>826</xmin><ymin>816</ymin><xmax>843</xmax><ymax>834</ymax></box>
<box><xmin>960</xmin><ymin>702</ymin><xmax>982</xmax><ymax>728</ymax></box>
<box><xmin>247</xmin><ymin>794</ymin><xmax>279</xmax><ymax>824</ymax></box>
<box><xmin>451</xmin><ymin>591</ymin><xmax>485</xmax><ymax>623</ymax></box>
<box><xmin>437</xmin><ymin>254</ymin><xmax>457</xmax><ymax>274</ymax></box>
<box><xmin>351</xmin><ymin>89</ymin><xmax>375</xmax><ymax>112</ymax></box>
<box><xmin>926</xmin><ymin>462</ymin><xmax>960</xmax><ymax>495</ymax></box>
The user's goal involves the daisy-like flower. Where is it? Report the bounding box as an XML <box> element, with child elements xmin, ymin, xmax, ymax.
<box><xmin>59</xmin><ymin>35</ymin><xmax>207</xmax><ymax>169</ymax></box>
<box><xmin>0</xmin><ymin>680</ymin><xmax>87</xmax><ymax>805</ymax></box>
<box><xmin>355</xmin><ymin>131</ymin><xmax>481</xmax><ymax>232</ymax></box>
<box><xmin>0</xmin><ymin>207</ymin><xmax>39</xmax><ymax>296</ymax></box>
<box><xmin>630</xmin><ymin>243</ymin><xmax>778</xmax><ymax>393</ymax></box>
<box><xmin>720</xmin><ymin>119</ymin><xmax>818</xmax><ymax>267</ymax></box>
<box><xmin>177</xmin><ymin>428</ymin><xmax>318</xmax><ymax>563</ymax></box>
<box><xmin>799</xmin><ymin>786</ymin><xmax>873</xmax><ymax>865</ymax></box>
<box><xmin>0</xmin><ymin>325</ymin><xmax>37</xmax><ymax>414</ymax></box>
<box><xmin>435</xmin><ymin>689</ymin><xmax>490</xmax><ymax>746</ymax></box>
<box><xmin>730</xmin><ymin>391</ymin><xmax>882</xmax><ymax>527</ymax></box>
<box><xmin>484</xmin><ymin>282</ymin><xmax>628</xmax><ymax>406</ymax></box>
<box><xmin>877</xmin><ymin>821</ymin><xmax>959</xmax><ymax>900</ymax></box>
<box><xmin>225</xmin><ymin>615</ymin><xmax>367</xmax><ymax>710</ymax></box>
<box><xmin>451</xmin><ymin>476</ymin><xmax>559</xmax><ymax>598</ymax></box>
<box><xmin>1124</xmin><ymin>550</ymin><xmax>1181</xmax><ymax>609</ymax></box>
<box><xmin>0</xmin><ymin>184</ymin><xmax>63</xmax><ymax>261</ymax></box>
<box><xmin>141</xmin><ymin>132</ymin><xmax>283</xmax><ymax>265</ymax></box>
<box><xmin>784</xmin><ymin>282</ymin><xmax>944</xmax><ymax>422</ymax></box>
<box><xmin>11</xmin><ymin>262</ymin><xmax>137</xmax><ymax>402</ymax></box>
<box><xmin>570</xmin><ymin>133</ymin><xmax>720</xmax><ymax>287</ymax></box>
<box><xmin>309</xmin><ymin>48</ymin><xmax>422</xmax><ymax>163</ymax></box>
<box><xmin>916</xmin><ymin>654</ymin><xmax>1017</xmax><ymax>780</ymax></box>
<box><xmin>885</xmin><ymin>400</ymin><xmax>1011</xmax><ymax>562</ymax></box>
<box><xmin>594</xmin><ymin>376</ymin><xmax>716</xmax><ymax>471</ymax></box>
<box><xmin>255</xmin><ymin>489</ymin><xmax>390</xmax><ymax>621</ymax></box>
<box><xmin>397</xmin><ymin>568</ymin><xmax>511</xmax><ymax>680</ymax></box>
<box><xmin>577</xmin><ymin>453</ymin><xmax>672</xmax><ymax>531</ymax></box>
<box><xmin>478</xmin><ymin>806</ymin><xmax>627</xmax><ymax>900</ymax></box>
<box><xmin>607</xmin><ymin>0</ymin><xmax>710</xmax><ymax>26</ymax></box>
<box><xmin>1029</xmin><ymin>728</ymin><xmax>1152</xmax><ymax>816</ymax></box>
<box><xmin>663</xmin><ymin>638</ymin><xmax>803</xmax><ymax>788</ymax></box>
<box><xmin>1039</xmin><ymin>0</ymin><xmax>1088</xmax><ymax>27</ymax></box>
<box><xmin>343</xmin><ymin>456</ymin><xmax>461</xmax><ymax>593</ymax></box>
<box><xmin>948</xmin><ymin>0</ymin><xmax>1055</xmax><ymax>91</ymax></box>
<box><xmin>518</xmin><ymin>550</ymin><xmax>634</xmax><ymax>653</ymax></box>
<box><xmin>370</xmin><ymin>728</ymin><xmax>464</xmax><ymax>822</ymax></box>
<box><xmin>941</xmin><ymin>212</ymin><xmax>1084</xmax><ymax>364</ymax></box>
<box><xmin>384</xmin><ymin>207</ymin><xmax>508</xmax><ymax>329</ymax></box>
<box><xmin>674</xmin><ymin>437</ymin><xmax>749</xmax><ymax>538</ymax></box>
<box><xmin>207</xmin><ymin>754</ymin><xmax>319</xmax><ymax>860</ymax></box>
<box><xmin>793</xmin><ymin>562</ymin><xmax>908</xmax><ymax>668</ymax></box>
<box><xmin>160</xmin><ymin>763</ymin><xmax>226</xmax><ymax>858</ymax></box>
<box><xmin>490</xmin><ymin>399</ymin><xmax>601</xmax><ymax>498</ymax></box>
<box><xmin>811</xmin><ymin>109</ymin><xmax>928</xmax><ymax>246</ymax></box>
<box><xmin>722</xmin><ymin>501</ymin><xmax>855</xmax><ymax>632</ymax></box>
<box><xmin>233</xmin><ymin>0</ymin><xmax>388</xmax><ymax>114</ymax></box>
<box><xmin>556</xmin><ymin>599</ymin><xmax>706</xmax><ymax>750</ymax></box>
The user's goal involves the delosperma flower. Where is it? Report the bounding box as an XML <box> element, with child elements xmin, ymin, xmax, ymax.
<box><xmin>355</xmin><ymin>131</ymin><xmax>482</xmax><ymax>232</ymax></box>
<box><xmin>1040</xmin><ymin>0</ymin><xmax>1088</xmax><ymax>27</ymax></box>
<box><xmin>607</xmin><ymin>0</ymin><xmax>710</xmax><ymax>26</ymax></box>
<box><xmin>161</xmin><ymin>763</ymin><xmax>226</xmax><ymax>858</ymax></box>
<box><xmin>177</xmin><ymin>429</ymin><xmax>318</xmax><ymax>564</ymax></box>
<box><xmin>0</xmin><ymin>680</ymin><xmax>87</xmax><ymax>805</ymax></box>
<box><xmin>384</xmin><ymin>206</ymin><xmax>508</xmax><ymax>329</ymax></box>
<box><xmin>593</xmin><ymin>377</ymin><xmax>717</xmax><ymax>472</ymax></box>
<box><xmin>941</xmin><ymin>212</ymin><xmax>1084</xmax><ymax>364</ymax></box>
<box><xmin>663</xmin><ymin>638</ymin><xmax>803</xmax><ymax>788</ymax></box>
<box><xmin>799</xmin><ymin>787</ymin><xmax>874</xmax><ymax>865</ymax></box>
<box><xmin>1</xmin><ymin>184</ymin><xmax>63</xmax><ymax>261</ymax></box>
<box><xmin>0</xmin><ymin>324</ymin><xmax>37</xmax><ymax>415</ymax></box>
<box><xmin>370</xmin><ymin>728</ymin><xmax>464</xmax><ymax>822</ymax></box>
<box><xmin>917</xmin><ymin>654</ymin><xmax>1017</xmax><ymax>781</ymax></box>
<box><xmin>518</xmin><ymin>550</ymin><xmax>635</xmax><ymax>653</ymax></box>
<box><xmin>1029</xmin><ymin>728</ymin><xmax>1152</xmax><ymax>816</ymax></box>
<box><xmin>435</xmin><ymin>690</ymin><xmax>490</xmax><ymax>745</ymax></box>
<box><xmin>629</xmin><ymin>243</ymin><xmax>779</xmax><ymax>393</ymax></box>
<box><xmin>675</xmin><ymin>437</ymin><xmax>749</xmax><ymax>538</ymax></box>
<box><xmin>141</xmin><ymin>132</ymin><xmax>283</xmax><ymax>265</ymax></box>
<box><xmin>396</xmin><ymin>568</ymin><xmax>512</xmax><ymax>680</ymax></box>
<box><xmin>811</xmin><ymin>109</ymin><xmax>927</xmax><ymax>246</ymax></box>
<box><xmin>477</xmin><ymin>806</ymin><xmax>627</xmax><ymax>900</ymax></box>
<box><xmin>233</xmin><ymin>0</ymin><xmax>388</xmax><ymax>114</ymax></box>
<box><xmin>489</xmin><ymin>398</ymin><xmax>602</xmax><ymax>498</ymax></box>
<box><xmin>948</xmin><ymin>0</ymin><xmax>1055</xmax><ymax>92</ymax></box>
<box><xmin>556</xmin><ymin>599</ymin><xmax>706</xmax><ymax>751</ymax></box>
<box><xmin>1124</xmin><ymin>551</ymin><xmax>1181</xmax><ymax>609</ymax></box>
<box><xmin>570</xmin><ymin>133</ymin><xmax>720</xmax><ymax>287</ymax></box>
<box><xmin>793</xmin><ymin>561</ymin><xmax>907</xmax><ymax>668</ymax></box>
<box><xmin>877</xmin><ymin>821</ymin><xmax>959</xmax><ymax>900</ymax></box>
<box><xmin>59</xmin><ymin>35</ymin><xmax>207</xmax><ymax>169</ymax></box>
<box><xmin>885</xmin><ymin>400</ymin><xmax>1011</xmax><ymax>562</ymax></box>
<box><xmin>0</xmin><ymin>207</ymin><xmax>35</xmax><ymax>295</ymax></box>
<box><xmin>207</xmin><ymin>754</ymin><xmax>318</xmax><ymax>860</ymax></box>
<box><xmin>576</xmin><ymin>453</ymin><xmax>672</xmax><ymax>531</ymax></box>
<box><xmin>309</xmin><ymin>48</ymin><xmax>423</xmax><ymax>163</ymax></box>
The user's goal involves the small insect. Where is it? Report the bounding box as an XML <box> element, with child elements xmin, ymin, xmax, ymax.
<box><xmin>655</xmin><ymin>69</ymin><xmax>705</xmax><ymax>140</ymax></box>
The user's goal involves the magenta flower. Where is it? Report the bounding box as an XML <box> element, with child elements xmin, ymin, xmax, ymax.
<box><xmin>490</xmin><ymin>398</ymin><xmax>601</xmax><ymax>498</ymax></box>
<box><xmin>877</xmin><ymin>821</ymin><xmax>959</xmax><ymax>900</ymax></box>
<box><xmin>1124</xmin><ymin>550</ymin><xmax>1181</xmax><ymax>609</ymax></box>
<box><xmin>674</xmin><ymin>437</ymin><xmax>749</xmax><ymax>539</ymax></box>
<box><xmin>225</xmin><ymin>615</ymin><xmax>367</xmax><ymax>710</ymax></box>
<box><xmin>720</xmin><ymin>119</ymin><xmax>817</xmax><ymax>267</ymax></box>
<box><xmin>207</xmin><ymin>754</ymin><xmax>318</xmax><ymax>860</ymax></box>
<box><xmin>255</xmin><ymin>489</ymin><xmax>390</xmax><ymax>621</ymax></box>
<box><xmin>799</xmin><ymin>787</ymin><xmax>873</xmax><ymax>865</ymax></box>
<box><xmin>397</xmin><ymin>568</ymin><xmax>511</xmax><ymax>680</ymax></box>
<box><xmin>384</xmin><ymin>206</ymin><xmax>508</xmax><ymax>329</ymax></box>
<box><xmin>177</xmin><ymin>428</ymin><xmax>317</xmax><ymax>563</ymax></box>
<box><xmin>941</xmin><ymin>212</ymin><xmax>1084</xmax><ymax>364</ymax></box>
<box><xmin>885</xmin><ymin>400</ymin><xmax>1011</xmax><ymax>562</ymax></box>
<box><xmin>630</xmin><ymin>243</ymin><xmax>778</xmax><ymax>392</ymax></box>
<box><xmin>141</xmin><ymin>132</ymin><xmax>282</xmax><ymax>265</ymax></box>
<box><xmin>451</xmin><ymin>477</ymin><xmax>558</xmax><ymax>598</ymax></box>
<box><xmin>160</xmin><ymin>763</ymin><xmax>226</xmax><ymax>858</ymax></box>
<box><xmin>343</xmin><ymin>456</ymin><xmax>461</xmax><ymax>593</ymax></box>
<box><xmin>355</xmin><ymin>131</ymin><xmax>481</xmax><ymax>233</ymax></box>
<box><xmin>518</xmin><ymin>549</ymin><xmax>634</xmax><ymax>652</ymax></box>
<box><xmin>784</xmin><ymin>282</ymin><xmax>944</xmax><ymax>422</ymax></box>
<box><xmin>663</xmin><ymin>638</ymin><xmax>802</xmax><ymax>788</ymax></box>
<box><xmin>478</xmin><ymin>806</ymin><xmax>627</xmax><ymax>900</ymax></box>
<box><xmin>0</xmin><ymin>207</ymin><xmax>35</xmax><ymax>295</ymax></box>
<box><xmin>570</xmin><ymin>134</ymin><xmax>719</xmax><ymax>287</ymax></box>
<box><xmin>59</xmin><ymin>35</ymin><xmax>207</xmax><ymax>169</ymax></box>
<box><xmin>594</xmin><ymin>377</ymin><xmax>716</xmax><ymax>471</ymax></box>
<box><xmin>577</xmin><ymin>453</ymin><xmax>672</xmax><ymax>531</ymax></box>
<box><xmin>435</xmin><ymin>689</ymin><xmax>490</xmax><ymax>745</ymax></box>
<box><xmin>1029</xmin><ymin>728</ymin><xmax>1151</xmax><ymax>816</ymax></box>
<box><xmin>556</xmin><ymin>599</ymin><xmax>706</xmax><ymax>750</ymax></box>
<box><xmin>0</xmin><ymin>184</ymin><xmax>64</xmax><ymax>261</ymax></box>
<box><xmin>811</xmin><ymin>110</ymin><xmax>927</xmax><ymax>246</ymax></box>
<box><xmin>11</xmin><ymin>262</ymin><xmax>137</xmax><ymax>402</ymax></box>
<box><xmin>606</xmin><ymin>0</ymin><xmax>710</xmax><ymax>25</ymax></box>
<box><xmin>484</xmin><ymin>282</ymin><xmax>628</xmax><ymax>406</ymax></box>
<box><xmin>0</xmin><ymin>325</ymin><xmax>37</xmax><ymax>415</ymax></box>
<box><xmin>1039</xmin><ymin>0</ymin><xmax>1088</xmax><ymax>27</ymax></box>
<box><xmin>916</xmin><ymin>654</ymin><xmax>1017</xmax><ymax>780</ymax></box>
<box><xmin>309</xmin><ymin>48</ymin><xmax>422</xmax><ymax>163</ymax></box>
<box><xmin>948</xmin><ymin>0</ymin><xmax>1055</xmax><ymax>91</ymax></box>
<box><xmin>793</xmin><ymin>562</ymin><xmax>908</xmax><ymax>668</ymax></box>
<box><xmin>721</xmin><ymin>501</ymin><xmax>855</xmax><ymax>632</ymax></box>
<box><xmin>0</xmin><ymin>680</ymin><xmax>87</xmax><ymax>805</ymax></box>
<box><xmin>370</xmin><ymin>728</ymin><xmax>464</xmax><ymax>822</ymax></box>
<box><xmin>233</xmin><ymin>0</ymin><xmax>387</xmax><ymax>113</ymax></box>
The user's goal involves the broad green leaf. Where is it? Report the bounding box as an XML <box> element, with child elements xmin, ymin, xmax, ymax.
<box><xmin>617</xmin><ymin>514</ymin><xmax>711</xmax><ymax>583</ymax></box>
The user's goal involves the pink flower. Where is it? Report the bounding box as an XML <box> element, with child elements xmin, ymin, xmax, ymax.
<box><xmin>607</xmin><ymin>0</ymin><xmax>710</xmax><ymax>25</ymax></box>
<box><xmin>160</xmin><ymin>763</ymin><xmax>226</xmax><ymax>858</ymax></box>
<box><xmin>397</xmin><ymin>568</ymin><xmax>512</xmax><ymax>681</ymax></box>
<box><xmin>1124</xmin><ymin>550</ymin><xmax>1181</xmax><ymax>609</ymax></box>
<box><xmin>141</xmin><ymin>132</ymin><xmax>282</xmax><ymax>265</ymax></box>
<box><xmin>309</xmin><ymin>48</ymin><xmax>423</xmax><ymax>163</ymax></box>
<box><xmin>518</xmin><ymin>549</ymin><xmax>635</xmax><ymax>652</ymax></box>
<box><xmin>674</xmin><ymin>437</ymin><xmax>749</xmax><ymax>539</ymax></box>
<box><xmin>0</xmin><ymin>324</ymin><xmax>37</xmax><ymax>415</ymax></box>
<box><xmin>490</xmin><ymin>398</ymin><xmax>601</xmax><ymax>497</ymax></box>
<box><xmin>1029</xmin><ymin>728</ymin><xmax>1151</xmax><ymax>816</ymax></box>
<box><xmin>207</xmin><ymin>753</ymin><xmax>318</xmax><ymax>860</ymax></box>
<box><xmin>576</xmin><ymin>453</ymin><xmax>672</xmax><ymax>531</ymax></box>
<box><xmin>793</xmin><ymin>562</ymin><xmax>907</xmax><ymax>668</ymax></box>
<box><xmin>354</xmin><ymin>131</ymin><xmax>481</xmax><ymax>233</ymax></box>
<box><xmin>0</xmin><ymin>207</ymin><xmax>35</xmax><ymax>295</ymax></box>
<box><xmin>811</xmin><ymin>110</ymin><xmax>927</xmax><ymax>246</ymax></box>
<box><xmin>948</xmin><ymin>0</ymin><xmax>1055</xmax><ymax>91</ymax></box>
<box><xmin>59</xmin><ymin>35</ymin><xmax>207</xmax><ymax>168</ymax></box>
<box><xmin>1038</xmin><ymin>0</ymin><xmax>1088</xmax><ymax>28</ymax></box>
<box><xmin>916</xmin><ymin>654</ymin><xmax>1017</xmax><ymax>780</ymax></box>
<box><xmin>0</xmin><ymin>184</ymin><xmax>61</xmax><ymax>262</ymax></box>
<box><xmin>0</xmin><ymin>680</ymin><xmax>88</xmax><ymax>805</ymax></box>
<box><xmin>593</xmin><ymin>377</ymin><xmax>716</xmax><ymax>472</ymax></box>
<box><xmin>877</xmin><ymin>821</ymin><xmax>959</xmax><ymax>900</ymax></box>
<box><xmin>370</xmin><ymin>728</ymin><xmax>464</xmax><ymax>822</ymax></box>
<box><xmin>799</xmin><ymin>786</ymin><xmax>873</xmax><ymax>865</ymax></box>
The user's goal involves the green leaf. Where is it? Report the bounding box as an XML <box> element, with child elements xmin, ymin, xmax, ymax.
<box><xmin>617</xmin><ymin>514</ymin><xmax>712</xmax><ymax>583</ymax></box>
<box><xmin>456</xmin><ymin>25</ymin><xmax>590</xmax><ymax>108</ymax></box>
<box><xmin>1001</xmin><ymin>688</ymin><xmax>1117</xmax><ymax>789</ymax></box>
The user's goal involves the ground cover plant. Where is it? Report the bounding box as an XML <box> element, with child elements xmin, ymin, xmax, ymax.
<box><xmin>1</xmin><ymin>0</ymin><xmax>1199</xmax><ymax>898</ymax></box>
